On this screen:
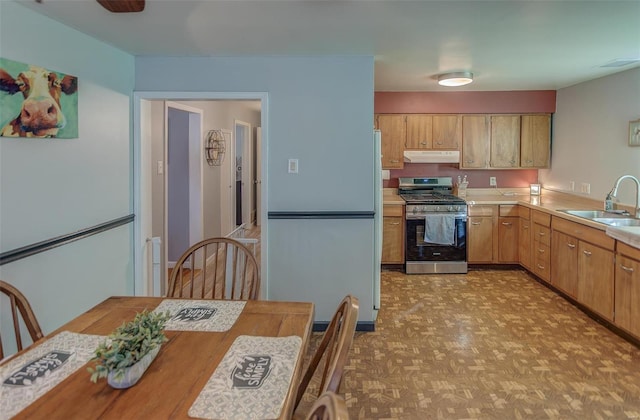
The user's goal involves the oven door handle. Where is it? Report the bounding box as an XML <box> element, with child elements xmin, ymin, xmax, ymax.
<box><xmin>407</xmin><ymin>212</ymin><xmax>467</xmax><ymax>220</ymax></box>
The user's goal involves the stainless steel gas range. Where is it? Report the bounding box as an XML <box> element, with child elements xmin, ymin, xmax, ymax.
<box><xmin>399</xmin><ymin>177</ymin><xmax>467</xmax><ymax>274</ymax></box>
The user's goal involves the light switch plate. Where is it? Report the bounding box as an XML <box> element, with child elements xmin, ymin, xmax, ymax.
<box><xmin>288</xmin><ymin>159</ymin><xmax>299</xmax><ymax>174</ymax></box>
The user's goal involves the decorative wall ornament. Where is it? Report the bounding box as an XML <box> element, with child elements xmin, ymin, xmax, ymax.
<box><xmin>205</xmin><ymin>129</ymin><xmax>226</xmax><ymax>166</ymax></box>
<box><xmin>0</xmin><ymin>57</ymin><xmax>78</xmax><ymax>138</ymax></box>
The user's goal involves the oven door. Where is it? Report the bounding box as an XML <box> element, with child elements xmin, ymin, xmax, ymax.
<box><xmin>405</xmin><ymin>212</ymin><xmax>466</xmax><ymax>262</ymax></box>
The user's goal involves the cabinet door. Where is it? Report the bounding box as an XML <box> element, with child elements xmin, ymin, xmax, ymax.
<box><xmin>432</xmin><ymin>115</ymin><xmax>461</xmax><ymax>150</ymax></box>
<box><xmin>382</xmin><ymin>216</ymin><xmax>404</xmax><ymax>263</ymax></box>
<box><xmin>518</xmin><ymin>218</ymin><xmax>531</xmax><ymax>269</ymax></box>
<box><xmin>615</xmin><ymin>255</ymin><xmax>640</xmax><ymax>338</ymax></box>
<box><xmin>377</xmin><ymin>115</ymin><xmax>405</xmax><ymax>169</ymax></box>
<box><xmin>551</xmin><ymin>231</ymin><xmax>578</xmax><ymax>297</ymax></box>
<box><xmin>461</xmin><ymin>115</ymin><xmax>489</xmax><ymax>169</ymax></box>
<box><xmin>490</xmin><ymin>115</ymin><xmax>520</xmax><ymax>167</ymax></box>
<box><xmin>578</xmin><ymin>242</ymin><xmax>614</xmax><ymax>321</ymax></box>
<box><xmin>498</xmin><ymin>217</ymin><xmax>519</xmax><ymax>263</ymax></box>
<box><xmin>521</xmin><ymin>115</ymin><xmax>551</xmax><ymax>168</ymax></box>
<box><xmin>405</xmin><ymin>115</ymin><xmax>432</xmax><ymax>149</ymax></box>
<box><xmin>467</xmin><ymin>216</ymin><xmax>493</xmax><ymax>263</ymax></box>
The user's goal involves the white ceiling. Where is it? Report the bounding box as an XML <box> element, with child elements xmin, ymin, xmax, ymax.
<box><xmin>15</xmin><ymin>0</ymin><xmax>640</xmax><ymax>91</ymax></box>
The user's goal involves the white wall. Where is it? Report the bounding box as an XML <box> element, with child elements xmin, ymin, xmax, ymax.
<box><xmin>136</xmin><ymin>56</ymin><xmax>375</xmax><ymax>323</ymax></box>
<box><xmin>0</xmin><ymin>2</ymin><xmax>134</xmax><ymax>355</ymax></box>
<box><xmin>540</xmin><ymin>68</ymin><xmax>640</xmax><ymax>206</ymax></box>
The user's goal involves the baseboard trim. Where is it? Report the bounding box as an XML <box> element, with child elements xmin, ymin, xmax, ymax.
<box><xmin>313</xmin><ymin>321</ymin><xmax>375</xmax><ymax>332</ymax></box>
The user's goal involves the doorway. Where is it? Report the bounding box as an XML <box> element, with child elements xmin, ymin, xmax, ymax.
<box><xmin>133</xmin><ymin>92</ymin><xmax>269</xmax><ymax>298</ymax></box>
<box><xmin>166</xmin><ymin>102</ymin><xmax>204</xmax><ymax>269</ymax></box>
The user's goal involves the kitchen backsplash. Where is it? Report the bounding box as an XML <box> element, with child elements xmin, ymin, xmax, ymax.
<box><xmin>384</xmin><ymin>163</ymin><xmax>538</xmax><ymax>188</ymax></box>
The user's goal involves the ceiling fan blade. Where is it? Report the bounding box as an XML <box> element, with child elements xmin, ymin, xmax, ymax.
<box><xmin>97</xmin><ymin>0</ymin><xmax>145</xmax><ymax>13</ymax></box>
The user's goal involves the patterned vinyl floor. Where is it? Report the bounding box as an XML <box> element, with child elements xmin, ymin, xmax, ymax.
<box><xmin>302</xmin><ymin>268</ymin><xmax>640</xmax><ymax>420</ymax></box>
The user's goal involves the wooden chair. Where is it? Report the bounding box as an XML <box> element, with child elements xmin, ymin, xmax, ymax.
<box><xmin>305</xmin><ymin>391</ymin><xmax>350</xmax><ymax>420</ymax></box>
<box><xmin>295</xmin><ymin>295</ymin><xmax>359</xmax><ymax>411</ymax></box>
<box><xmin>0</xmin><ymin>280</ymin><xmax>44</xmax><ymax>360</ymax></box>
<box><xmin>167</xmin><ymin>237</ymin><xmax>260</xmax><ymax>300</ymax></box>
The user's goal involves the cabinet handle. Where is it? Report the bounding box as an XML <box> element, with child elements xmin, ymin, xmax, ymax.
<box><xmin>390</xmin><ymin>159</ymin><xmax>399</xmax><ymax>163</ymax></box>
<box><xmin>471</xmin><ymin>222</ymin><xmax>481</xmax><ymax>225</ymax></box>
<box><xmin>391</xmin><ymin>222</ymin><xmax>400</xmax><ymax>225</ymax></box>
<box><xmin>501</xmin><ymin>222</ymin><xmax>512</xmax><ymax>226</ymax></box>
<box><xmin>567</xmin><ymin>243</ymin><xmax>576</xmax><ymax>249</ymax></box>
<box><xmin>583</xmin><ymin>250</ymin><xmax>592</xmax><ymax>256</ymax></box>
<box><xmin>523</xmin><ymin>225</ymin><xmax>529</xmax><ymax>229</ymax></box>
<box><xmin>466</xmin><ymin>159</ymin><xmax>474</xmax><ymax>163</ymax></box>
<box><xmin>537</xmin><ymin>264</ymin><xmax>545</xmax><ymax>270</ymax></box>
<box><xmin>420</xmin><ymin>142</ymin><xmax>428</xmax><ymax>145</ymax></box>
<box><xmin>621</xmin><ymin>265</ymin><xmax>634</xmax><ymax>273</ymax></box>
<box><xmin>537</xmin><ymin>248</ymin><xmax>545</xmax><ymax>254</ymax></box>
<box><xmin>436</xmin><ymin>141</ymin><xmax>443</xmax><ymax>145</ymax></box>
<box><xmin>538</xmin><ymin>232</ymin><xmax>545</xmax><ymax>237</ymax></box>
<box><xmin>510</xmin><ymin>160</ymin><xmax>516</xmax><ymax>164</ymax></box>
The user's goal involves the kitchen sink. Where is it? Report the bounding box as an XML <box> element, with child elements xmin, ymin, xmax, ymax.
<box><xmin>592</xmin><ymin>218</ymin><xmax>640</xmax><ymax>227</ymax></box>
<box><xmin>558</xmin><ymin>209</ymin><xmax>630</xmax><ymax>219</ymax></box>
<box><xmin>557</xmin><ymin>209</ymin><xmax>640</xmax><ymax>227</ymax></box>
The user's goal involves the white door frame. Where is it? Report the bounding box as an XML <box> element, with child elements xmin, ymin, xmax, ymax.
<box><xmin>164</xmin><ymin>101</ymin><xmax>204</xmax><ymax>269</ymax></box>
<box><xmin>133</xmin><ymin>91</ymin><xmax>269</xmax><ymax>298</ymax></box>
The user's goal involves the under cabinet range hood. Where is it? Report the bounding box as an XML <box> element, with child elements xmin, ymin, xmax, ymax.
<box><xmin>403</xmin><ymin>150</ymin><xmax>460</xmax><ymax>163</ymax></box>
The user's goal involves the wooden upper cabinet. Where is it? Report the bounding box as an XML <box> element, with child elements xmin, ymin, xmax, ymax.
<box><xmin>377</xmin><ymin>114</ymin><xmax>405</xmax><ymax>169</ymax></box>
<box><xmin>461</xmin><ymin>115</ymin><xmax>490</xmax><ymax>169</ymax></box>
<box><xmin>490</xmin><ymin>115</ymin><xmax>520</xmax><ymax>168</ymax></box>
<box><xmin>521</xmin><ymin>114</ymin><xmax>551</xmax><ymax>168</ymax></box>
<box><xmin>406</xmin><ymin>115</ymin><xmax>433</xmax><ymax>149</ymax></box>
<box><xmin>432</xmin><ymin>115</ymin><xmax>461</xmax><ymax>149</ymax></box>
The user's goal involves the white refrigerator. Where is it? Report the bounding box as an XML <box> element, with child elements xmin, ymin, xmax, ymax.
<box><xmin>373</xmin><ymin>129</ymin><xmax>382</xmax><ymax>312</ymax></box>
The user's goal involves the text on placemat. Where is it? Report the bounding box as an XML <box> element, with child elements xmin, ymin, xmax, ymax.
<box><xmin>172</xmin><ymin>307</ymin><xmax>217</xmax><ymax>322</ymax></box>
<box><xmin>231</xmin><ymin>355</ymin><xmax>272</xmax><ymax>389</ymax></box>
<box><xmin>3</xmin><ymin>351</ymin><xmax>73</xmax><ymax>387</ymax></box>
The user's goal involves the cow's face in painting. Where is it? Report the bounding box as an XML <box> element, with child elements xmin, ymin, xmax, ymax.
<box><xmin>0</xmin><ymin>66</ymin><xmax>77</xmax><ymax>137</ymax></box>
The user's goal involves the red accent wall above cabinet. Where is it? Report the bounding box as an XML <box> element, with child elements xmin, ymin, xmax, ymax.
<box><xmin>375</xmin><ymin>91</ymin><xmax>556</xmax><ymax>114</ymax></box>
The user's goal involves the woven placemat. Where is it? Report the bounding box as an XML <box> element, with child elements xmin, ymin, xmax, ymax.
<box><xmin>154</xmin><ymin>299</ymin><xmax>246</xmax><ymax>332</ymax></box>
<box><xmin>0</xmin><ymin>331</ymin><xmax>104</xmax><ymax>420</ymax></box>
<box><xmin>188</xmin><ymin>335</ymin><xmax>302</xmax><ymax>420</ymax></box>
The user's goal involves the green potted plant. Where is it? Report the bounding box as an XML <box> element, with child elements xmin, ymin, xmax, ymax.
<box><xmin>88</xmin><ymin>309</ymin><xmax>170</xmax><ymax>388</ymax></box>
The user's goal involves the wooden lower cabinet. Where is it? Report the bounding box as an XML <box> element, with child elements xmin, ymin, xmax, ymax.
<box><xmin>531</xmin><ymin>210</ymin><xmax>551</xmax><ymax>282</ymax></box>
<box><xmin>551</xmin><ymin>231</ymin><xmax>578</xmax><ymax>298</ymax></box>
<box><xmin>467</xmin><ymin>216</ymin><xmax>494</xmax><ymax>263</ymax></box>
<box><xmin>615</xmin><ymin>243</ymin><xmax>640</xmax><ymax>339</ymax></box>
<box><xmin>551</xmin><ymin>216</ymin><xmax>615</xmax><ymax>320</ymax></box>
<box><xmin>382</xmin><ymin>204</ymin><xmax>404</xmax><ymax>264</ymax></box>
<box><xmin>518</xmin><ymin>210</ymin><xmax>532</xmax><ymax>270</ymax></box>
<box><xmin>498</xmin><ymin>216</ymin><xmax>518</xmax><ymax>263</ymax></box>
<box><xmin>578</xmin><ymin>241</ymin><xmax>614</xmax><ymax>321</ymax></box>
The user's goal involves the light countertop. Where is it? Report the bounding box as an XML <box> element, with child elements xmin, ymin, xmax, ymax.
<box><xmin>383</xmin><ymin>187</ymin><xmax>640</xmax><ymax>250</ymax></box>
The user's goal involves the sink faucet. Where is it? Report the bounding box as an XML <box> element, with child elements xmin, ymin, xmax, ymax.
<box><xmin>607</xmin><ymin>175</ymin><xmax>640</xmax><ymax>218</ymax></box>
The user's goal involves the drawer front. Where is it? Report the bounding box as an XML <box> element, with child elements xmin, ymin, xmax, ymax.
<box><xmin>617</xmin><ymin>242</ymin><xmax>640</xmax><ymax>260</ymax></box>
<box><xmin>499</xmin><ymin>205</ymin><xmax>519</xmax><ymax>217</ymax></box>
<box><xmin>518</xmin><ymin>206</ymin><xmax>531</xmax><ymax>220</ymax></box>
<box><xmin>468</xmin><ymin>204</ymin><xmax>496</xmax><ymax>217</ymax></box>
<box><xmin>552</xmin><ymin>217</ymin><xmax>614</xmax><ymax>250</ymax></box>
<box><xmin>532</xmin><ymin>210</ymin><xmax>551</xmax><ymax>227</ymax></box>
<box><xmin>533</xmin><ymin>243</ymin><xmax>551</xmax><ymax>280</ymax></box>
<box><xmin>383</xmin><ymin>204</ymin><xmax>404</xmax><ymax>217</ymax></box>
<box><xmin>533</xmin><ymin>223</ymin><xmax>551</xmax><ymax>247</ymax></box>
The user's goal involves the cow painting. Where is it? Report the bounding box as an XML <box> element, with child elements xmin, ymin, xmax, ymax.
<box><xmin>0</xmin><ymin>58</ymin><xmax>78</xmax><ymax>138</ymax></box>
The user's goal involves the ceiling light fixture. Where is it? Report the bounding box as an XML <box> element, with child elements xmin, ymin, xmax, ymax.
<box><xmin>438</xmin><ymin>71</ymin><xmax>474</xmax><ymax>87</ymax></box>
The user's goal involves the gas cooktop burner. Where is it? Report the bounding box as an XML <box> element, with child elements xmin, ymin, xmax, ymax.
<box><xmin>400</xmin><ymin>192</ymin><xmax>465</xmax><ymax>204</ymax></box>
<box><xmin>398</xmin><ymin>176</ymin><xmax>466</xmax><ymax>205</ymax></box>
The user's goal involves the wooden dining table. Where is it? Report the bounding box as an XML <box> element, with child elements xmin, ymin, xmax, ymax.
<box><xmin>2</xmin><ymin>296</ymin><xmax>315</xmax><ymax>419</ymax></box>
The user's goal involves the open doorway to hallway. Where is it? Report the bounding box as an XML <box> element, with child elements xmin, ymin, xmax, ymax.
<box><xmin>134</xmin><ymin>93</ymin><xmax>267</xmax><ymax>298</ymax></box>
